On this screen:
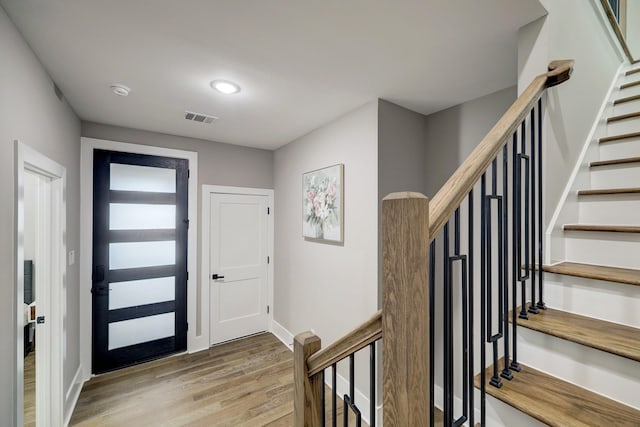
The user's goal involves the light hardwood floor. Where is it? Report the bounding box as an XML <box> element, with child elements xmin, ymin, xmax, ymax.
<box><xmin>24</xmin><ymin>351</ymin><xmax>35</xmax><ymax>427</ymax></box>
<box><xmin>70</xmin><ymin>333</ymin><xmax>366</xmax><ymax>426</ymax></box>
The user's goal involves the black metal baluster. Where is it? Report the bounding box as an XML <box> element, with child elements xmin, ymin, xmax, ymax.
<box><xmin>429</xmin><ymin>240</ymin><xmax>435</xmax><ymax>427</ymax></box>
<box><xmin>537</xmin><ymin>98</ymin><xmax>547</xmax><ymax>310</ymax></box>
<box><xmin>344</xmin><ymin>354</ymin><xmax>356</xmax><ymax>427</ymax></box>
<box><xmin>501</xmin><ymin>145</ymin><xmax>513</xmax><ymax>381</ymax></box>
<box><xmin>480</xmin><ymin>173</ymin><xmax>487</xmax><ymax>426</ymax></box>
<box><xmin>332</xmin><ymin>363</ymin><xmax>337</xmax><ymax>427</ymax></box>
<box><xmin>510</xmin><ymin>133</ymin><xmax>521</xmax><ymax>373</ymax></box>
<box><xmin>370</xmin><ymin>343</ymin><xmax>375</xmax><ymax>427</ymax></box>
<box><xmin>487</xmin><ymin>160</ymin><xmax>503</xmax><ymax>389</ymax></box>
<box><xmin>443</xmin><ymin>221</ymin><xmax>452</xmax><ymax>425</ymax></box>
<box><xmin>468</xmin><ymin>190</ymin><xmax>475</xmax><ymax>427</ymax></box>
<box><xmin>450</xmin><ymin>206</ymin><xmax>469</xmax><ymax>427</ymax></box>
<box><xmin>529</xmin><ymin>108</ymin><xmax>539</xmax><ymax>315</ymax></box>
<box><xmin>518</xmin><ymin>120</ymin><xmax>530</xmax><ymax>320</ymax></box>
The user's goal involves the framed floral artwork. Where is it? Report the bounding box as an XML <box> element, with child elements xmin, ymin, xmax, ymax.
<box><xmin>302</xmin><ymin>164</ymin><xmax>344</xmax><ymax>243</ymax></box>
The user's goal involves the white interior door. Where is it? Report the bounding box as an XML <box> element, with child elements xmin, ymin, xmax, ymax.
<box><xmin>209</xmin><ymin>193</ymin><xmax>269</xmax><ymax>345</ymax></box>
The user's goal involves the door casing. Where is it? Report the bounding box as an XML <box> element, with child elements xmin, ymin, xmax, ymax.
<box><xmin>80</xmin><ymin>137</ymin><xmax>199</xmax><ymax>383</ymax></box>
<box><xmin>201</xmin><ymin>185</ymin><xmax>274</xmax><ymax>347</ymax></box>
<box><xmin>15</xmin><ymin>140</ymin><xmax>66</xmax><ymax>427</ymax></box>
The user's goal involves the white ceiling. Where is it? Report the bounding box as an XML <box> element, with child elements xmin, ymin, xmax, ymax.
<box><xmin>1</xmin><ymin>1</ymin><xmax>546</xmax><ymax>150</ymax></box>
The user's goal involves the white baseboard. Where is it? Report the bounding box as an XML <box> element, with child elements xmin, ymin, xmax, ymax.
<box><xmin>271</xmin><ymin>319</ymin><xmax>294</xmax><ymax>351</ymax></box>
<box><xmin>63</xmin><ymin>365</ymin><xmax>84</xmax><ymax>427</ymax></box>
<box><xmin>270</xmin><ymin>320</ymin><xmax>378</xmax><ymax>425</ymax></box>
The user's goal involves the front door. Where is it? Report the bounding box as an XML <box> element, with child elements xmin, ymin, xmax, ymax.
<box><xmin>92</xmin><ymin>150</ymin><xmax>188</xmax><ymax>373</ymax></box>
<box><xmin>209</xmin><ymin>193</ymin><xmax>269</xmax><ymax>345</ymax></box>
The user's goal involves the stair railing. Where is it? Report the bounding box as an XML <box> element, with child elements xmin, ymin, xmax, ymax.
<box><xmin>293</xmin><ymin>59</ymin><xmax>574</xmax><ymax>427</ymax></box>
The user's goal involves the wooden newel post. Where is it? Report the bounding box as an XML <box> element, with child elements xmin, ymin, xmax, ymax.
<box><xmin>382</xmin><ymin>192</ymin><xmax>431</xmax><ymax>426</ymax></box>
<box><xmin>293</xmin><ymin>331</ymin><xmax>322</xmax><ymax>427</ymax></box>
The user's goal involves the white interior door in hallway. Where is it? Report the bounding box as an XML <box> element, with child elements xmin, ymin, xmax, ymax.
<box><xmin>208</xmin><ymin>192</ymin><xmax>270</xmax><ymax>345</ymax></box>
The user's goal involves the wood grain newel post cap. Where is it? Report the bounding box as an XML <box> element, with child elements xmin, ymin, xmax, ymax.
<box><xmin>382</xmin><ymin>191</ymin><xmax>428</xmax><ymax>201</ymax></box>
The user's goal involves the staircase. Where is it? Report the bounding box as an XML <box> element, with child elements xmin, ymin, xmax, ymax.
<box><xmin>480</xmin><ymin>64</ymin><xmax>640</xmax><ymax>425</ymax></box>
<box><xmin>294</xmin><ymin>61</ymin><xmax>640</xmax><ymax>427</ymax></box>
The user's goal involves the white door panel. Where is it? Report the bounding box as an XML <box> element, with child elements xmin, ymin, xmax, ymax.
<box><xmin>210</xmin><ymin>193</ymin><xmax>268</xmax><ymax>345</ymax></box>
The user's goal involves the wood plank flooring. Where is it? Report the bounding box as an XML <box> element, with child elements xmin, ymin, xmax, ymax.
<box><xmin>70</xmin><ymin>333</ymin><xmax>368</xmax><ymax>426</ymax></box>
<box><xmin>24</xmin><ymin>351</ymin><xmax>35</xmax><ymax>427</ymax></box>
<box><xmin>475</xmin><ymin>359</ymin><xmax>640</xmax><ymax>426</ymax></box>
<box><xmin>541</xmin><ymin>262</ymin><xmax>640</xmax><ymax>287</ymax></box>
<box><xmin>577</xmin><ymin>187</ymin><xmax>640</xmax><ymax>195</ymax></box>
<box><xmin>563</xmin><ymin>224</ymin><xmax>640</xmax><ymax>233</ymax></box>
<box><xmin>513</xmin><ymin>307</ymin><xmax>640</xmax><ymax>362</ymax></box>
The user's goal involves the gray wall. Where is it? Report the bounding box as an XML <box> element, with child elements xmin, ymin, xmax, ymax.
<box><xmin>0</xmin><ymin>6</ymin><xmax>81</xmax><ymax>424</ymax></box>
<box><xmin>82</xmin><ymin>122</ymin><xmax>274</xmax><ymax>190</ymax></box>
<box><xmin>81</xmin><ymin>122</ymin><xmax>274</xmax><ymax>336</ymax></box>
<box><xmin>274</xmin><ymin>101</ymin><xmax>378</xmax><ymax>342</ymax></box>
<box><xmin>424</xmin><ymin>86</ymin><xmax>517</xmax><ymax>197</ymax></box>
<box><xmin>378</xmin><ymin>100</ymin><xmax>428</xmax><ymax>199</ymax></box>
<box><xmin>377</xmin><ymin>99</ymin><xmax>428</xmax><ymax>302</ymax></box>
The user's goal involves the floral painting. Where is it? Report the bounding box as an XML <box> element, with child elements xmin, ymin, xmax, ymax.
<box><xmin>303</xmin><ymin>164</ymin><xmax>344</xmax><ymax>243</ymax></box>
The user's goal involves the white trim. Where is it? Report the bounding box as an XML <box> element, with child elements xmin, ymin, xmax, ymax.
<box><xmin>15</xmin><ymin>140</ymin><xmax>66</xmax><ymax>427</ymax></box>
<box><xmin>271</xmin><ymin>320</ymin><xmax>294</xmax><ymax>351</ymax></box>
<box><xmin>80</xmin><ymin>137</ymin><xmax>199</xmax><ymax>378</ymax></box>
<box><xmin>544</xmin><ymin>62</ymin><xmax>625</xmax><ymax>263</ymax></box>
<box><xmin>201</xmin><ymin>185</ymin><xmax>274</xmax><ymax>350</ymax></box>
<box><xmin>63</xmin><ymin>365</ymin><xmax>84</xmax><ymax>427</ymax></box>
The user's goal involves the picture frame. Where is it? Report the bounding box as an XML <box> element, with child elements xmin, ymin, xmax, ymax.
<box><xmin>302</xmin><ymin>163</ymin><xmax>344</xmax><ymax>243</ymax></box>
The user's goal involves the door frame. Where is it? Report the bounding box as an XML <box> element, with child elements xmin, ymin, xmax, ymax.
<box><xmin>80</xmin><ymin>137</ymin><xmax>199</xmax><ymax>382</ymax></box>
<box><xmin>15</xmin><ymin>140</ymin><xmax>66</xmax><ymax>427</ymax></box>
<box><xmin>201</xmin><ymin>185</ymin><xmax>274</xmax><ymax>346</ymax></box>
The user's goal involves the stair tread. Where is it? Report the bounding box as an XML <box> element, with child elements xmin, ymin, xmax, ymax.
<box><xmin>475</xmin><ymin>359</ymin><xmax>640</xmax><ymax>426</ymax></box>
<box><xmin>627</xmin><ymin>67</ymin><xmax>640</xmax><ymax>76</ymax></box>
<box><xmin>513</xmin><ymin>307</ymin><xmax>640</xmax><ymax>362</ymax></box>
<box><xmin>599</xmin><ymin>131</ymin><xmax>640</xmax><ymax>143</ymax></box>
<box><xmin>614</xmin><ymin>94</ymin><xmax>640</xmax><ymax>105</ymax></box>
<box><xmin>621</xmin><ymin>80</ymin><xmax>640</xmax><ymax>90</ymax></box>
<box><xmin>578</xmin><ymin>187</ymin><xmax>640</xmax><ymax>195</ymax></box>
<box><xmin>564</xmin><ymin>224</ymin><xmax>640</xmax><ymax>233</ymax></box>
<box><xmin>607</xmin><ymin>111</ymin><xmax>640</xmax><ymax>123</ymax></box>
<box><xmin>542</xmin><ymin>262</ymin><xmax>640</xmax><ymax>286</ymax></box>
<box><xmin>590</xmin><ymin>157</ymin><xmax>640</xmax><ymax>167</ymax></box>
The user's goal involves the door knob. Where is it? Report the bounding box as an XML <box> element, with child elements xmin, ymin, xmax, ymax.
<box><xmin>212</xmin><ymin>274</ymin><xmax>225</xmax><ymax>280</ymax></box>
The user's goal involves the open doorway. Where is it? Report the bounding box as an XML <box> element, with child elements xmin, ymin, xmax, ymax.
<box><xmin>15</xmin><ymin>141</ymin><xmax>66</xmax><ymax>427</ymax></box>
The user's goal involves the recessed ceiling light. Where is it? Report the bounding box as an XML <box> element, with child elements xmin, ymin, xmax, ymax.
<box><xmin>110</xmin><ymin>84</ymin><xmax>130</xmax><ymax>97</ymax></box>
<box><xmin>210</xmin><ymin>80</ymin><xmax>241</xmax><ymax>95</ymax></box>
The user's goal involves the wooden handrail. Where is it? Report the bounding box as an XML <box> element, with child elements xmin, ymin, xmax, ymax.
<box><xmin>428</xmin><ymin>59</ymin><xmax>574</xmax><ymax>240</ymax></box>
<box><xmin>598</xmin><ymin>0</ymin><xmax>636</xmax><ymax>64</ymax></box>
<box><xmin>306</xmin><ymin>310</ymin><xmax>382</xmax><ymax>377</ymax></box>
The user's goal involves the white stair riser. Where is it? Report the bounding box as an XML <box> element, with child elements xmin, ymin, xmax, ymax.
<box><xmin>517</xmin><ymin>327</ymin><xmax>640</xmax><ymax>409</ymax></box>
<box><xmin>564</xmin><ymin>231</ymin><xmax>640</xmax><ymax>269</ymax></box>
<box><xmin>578</xmin><ymin>195</ymin><xmax>640</xmax><ymax>225</ymax></box>
<box><xmin>589</xmin><ymin>165</ymin><xmax>640</xmax><ymax>188</ymax></box>
<box><xmin>598</xmin><ymin>137</ymin><xmax>640</xmax><ymax>160</ymax></box>
<box><xmin>543</xmin><ymin>274</ymin><xmax>640</xmax><ymax>327</ymax></box>
<box><xmin>606</xmin><ymin>116</ymin><xmax>640</xmax><ymax>135</ymax></box>
<box><xmin>616</xmin><ymin>83</ymin><xmax>640</xmax><ymax>98</ymax></box>
<box><xmin>621</xmin><ymin>70</ymin><xmax>640</xmax><ymax>83</ymax></box>
<box><xmin>613</xmin><ymin>99</ymin><xmax>640</xmax><ymax>116</ymax></box>
<box><xmin>484</xmin><ymin>393</ymin><xmax>546</xmax><ymax>427</ymax></box>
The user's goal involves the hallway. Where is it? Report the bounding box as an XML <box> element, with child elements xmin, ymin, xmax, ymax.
<box><xmin>70</xmin><ymin>334</ymin><xmax>293</xmax><ymax>426</ymax></box>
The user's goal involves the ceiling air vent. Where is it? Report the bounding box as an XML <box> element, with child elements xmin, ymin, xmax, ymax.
<box><xmin>184</xmin><ymin>111</ymin><xmax>218</xmax><ymax>124</ymax></box>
